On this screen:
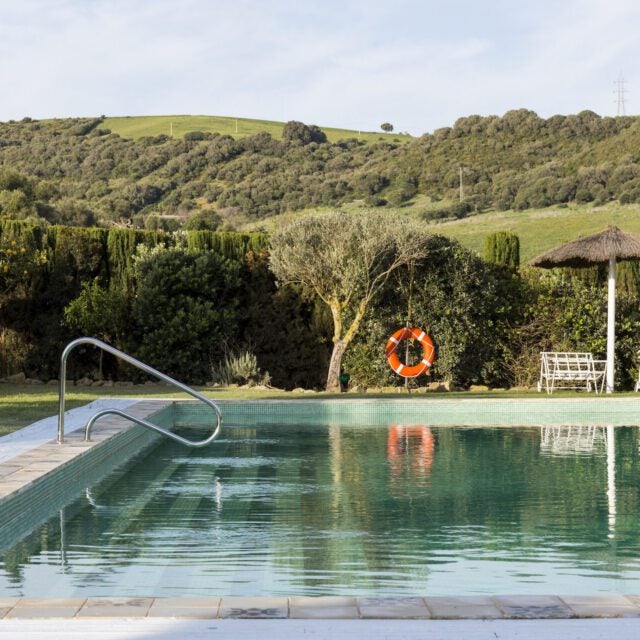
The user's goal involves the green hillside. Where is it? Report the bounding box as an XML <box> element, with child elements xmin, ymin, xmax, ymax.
<box><xmin>3</xmin><ymin>110</ymin><xmax>640</xmax><ymax>231</ymax></box>
<box><xmin>102</xmin><ymin>115</ymin><xmax>411</xmax><ymax>144</ymax></box>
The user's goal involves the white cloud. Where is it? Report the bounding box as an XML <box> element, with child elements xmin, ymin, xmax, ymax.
<box><xmin>0</xmin><ymin>0</ymin><xmax>639</xmax><ymax>132</ymax></box>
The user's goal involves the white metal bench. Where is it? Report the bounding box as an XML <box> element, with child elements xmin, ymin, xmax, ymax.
<box><xmin>537</xmin><ymin>352</ymin><xmax>606</xmax><ymax>394</ymax></box>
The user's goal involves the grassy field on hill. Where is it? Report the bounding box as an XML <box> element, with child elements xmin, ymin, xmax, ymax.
<box><xmin>102</xmin><ymin>114</ymin><xmax>412</xmax><ymax>143</ymax></box>
<box><xmin>243</xmin><ymin>200</ymin><xmax>640</xmax><ymax>263</ymax></box>
<box><xmin>432</xmin><ymin>202</ymin><xmax>640</xmax><ymax>262</ymax></box>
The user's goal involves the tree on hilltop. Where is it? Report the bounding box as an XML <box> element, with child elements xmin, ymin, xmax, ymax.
<box><xmin>381</xmin><ymin>122</ymin><xmax>394</xmax><ymax>133</ymax></box>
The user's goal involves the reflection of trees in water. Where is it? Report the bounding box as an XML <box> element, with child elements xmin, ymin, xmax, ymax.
<box><xmin>539</xmin><ymin>425</ymin><xmax>639</xmax><ymax>542</ymax></box>
<box><xmin>4</xmin><ymin>425</ymin><xmax>640</xmax><ymax>593</ymax></box>
<box><xmin>307</xmin><ymin>425</ymin><xmax>640</xmax><ymax>580</ymax></box>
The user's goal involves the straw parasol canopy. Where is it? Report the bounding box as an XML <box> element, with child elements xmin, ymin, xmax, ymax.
<box><xmin>530</xmin><ymin>225</ymin><xmax>640</xmax><ymax>269</ymax></box>
<box><xmin>531</xmin><ymin>225</ymin><xmax>640</xmax><ymax>393</ymax></box>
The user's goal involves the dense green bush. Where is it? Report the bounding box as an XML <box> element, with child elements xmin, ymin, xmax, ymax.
<box><xmin>343</xmin><ymin>236</ymin><xmax>521</xmax><ymax>388</ymax></box>
<box><xmin>0</xmin><ymin>220</ymin><xmax>328</xmax><ymax>387</ymax></box>
<box><xmin>131</xmin><ymin>245</ymin><xmax>241</xmax><ymax>383</ymax></box>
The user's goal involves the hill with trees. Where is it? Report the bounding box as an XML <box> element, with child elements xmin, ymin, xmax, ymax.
<box><xmin>1</xmin><ymin>110</ymin><xmax>640</xmax><ymax>231</ymax></box>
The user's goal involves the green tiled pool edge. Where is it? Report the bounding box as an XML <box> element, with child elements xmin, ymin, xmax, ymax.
<box><xmin>213</xmin><ymin>397</ymin><xmax>640</xmax><ymax>427</ymax></box>
<box><xmin>0</xmin><ymin>401</ymin><xmax>174</xmax><ymax>549</ymax></box>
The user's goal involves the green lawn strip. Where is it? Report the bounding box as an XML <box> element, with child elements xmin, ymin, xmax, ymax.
<box><xmin>2</xmin><ymin>383</ymin><xmax>637</xmax><ymax>437</ymax></box>
<box><xmin>102</xmin><ymin>115</ymin><xmax>411</xmax><ymax>144</ymax></box>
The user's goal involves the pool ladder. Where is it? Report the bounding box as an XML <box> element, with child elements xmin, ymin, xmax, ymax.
<box><xmin>57</xmin><ymin>337</ymin><xmax>222</xmax><ymax>447</ymax></box>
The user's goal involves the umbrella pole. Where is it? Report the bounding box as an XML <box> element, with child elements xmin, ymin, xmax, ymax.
<box><xmin>606</xmin><ymin>257</ymin><xmax>616</xmax><ymax>393</ymax></box>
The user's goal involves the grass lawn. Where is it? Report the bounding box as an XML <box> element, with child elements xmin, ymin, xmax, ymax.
<box><xmin>0</xmin><ymin>384</ymin><xmax>286</xmax><ymax>436</ymax></box>
<box><xmin>2</xmin><ymin>383</ymin><xmax>635</xmax><ymax>437</ymax></box>
<box><xmin>430</xmin><ymin>202</ymin><xmax>640</xmax><ymax>262</ymax></box>
<box><xmin>242</xmin><ymin>200</ymin><xmax>640</xmax><ymax>263</ymax></box>
<box><xmin>102</xmin><ymin>115</ymin><xmax>412</xmax><ymax>145</ymax></box>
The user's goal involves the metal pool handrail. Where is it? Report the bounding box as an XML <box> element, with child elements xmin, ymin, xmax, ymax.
<box><xmin>58</xmin><ymin>337</ymin><xmax>222</xmax><ymax>446</ymax></box>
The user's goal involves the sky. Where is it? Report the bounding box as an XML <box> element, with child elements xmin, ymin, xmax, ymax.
<box><xmin>0</xmin><ymin>0</ymin><xmax>638</xmax><ymax>135</ymax></box>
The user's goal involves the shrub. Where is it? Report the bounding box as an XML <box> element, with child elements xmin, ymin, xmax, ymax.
<box><xmin>131</xmin><ymin>244</ymin><xmax>242</xmax><ymax>383</ymax></box>
<box><xmin>482</xmin><ymin>231</ymin><xmax>520</xmax><ymax>270</ymax></box>
<box><xmin>282</xmin><ymin>121</ymin><xmax>327</xmax><ymax>145</ymax></box>
<box><xmin>211</xmin><ymin>349</ymin><xmax>270</xmax><ymax>386</ymax></box>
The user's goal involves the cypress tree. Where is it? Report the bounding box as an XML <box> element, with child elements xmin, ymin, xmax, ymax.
<box><xmin>482</xmin><ymin>231</ymin><xmax>520</xmax><ymax>270</ymax></box>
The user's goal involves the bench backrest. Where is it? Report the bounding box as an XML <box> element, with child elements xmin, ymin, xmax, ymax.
<box><xmin>540</xmin><ymin>352</ymin><xmax>595</xmax><ymax>375</ymax></box>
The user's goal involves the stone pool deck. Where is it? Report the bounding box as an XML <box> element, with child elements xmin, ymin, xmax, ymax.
<box><xmin>0</xmin><ymin>400</ymin><xmax>169</xmax><ymax>501</ymax></box>
<box><xmin>0</xmin><ymin>594</ymin><xmax>640</xmax><ymax>620</ymax></box>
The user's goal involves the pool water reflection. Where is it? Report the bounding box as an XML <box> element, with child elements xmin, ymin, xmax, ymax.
<box><xmin>1</xmin><ymin>424</ymin><xmax>639</xmax><ymax>597</ymax></box>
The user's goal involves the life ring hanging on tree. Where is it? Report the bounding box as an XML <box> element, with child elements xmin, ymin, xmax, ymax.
<box><xmin>385</xmin><ymin>327</ymin><xmax>435</xmax><ymax>378</ymax></box>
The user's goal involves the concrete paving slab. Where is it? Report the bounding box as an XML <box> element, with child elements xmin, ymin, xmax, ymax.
<box><xmin>0</xmin><ymin>399</ymin><xmax>138</xmax><ymax>464</ymax></box>
<box><xmin>14</xmin><ymin>598</ymin><xmax>86</xmax><ymax>608</ymax></box>
<box><xmin>425</xmin><ymin>595</ymin><xmax>502</xmax><ymax>619</ymax></box>
<box><xmin>6</xmin><ymin>606</ymin><xmax>82</xmax><ymax>619</ymax></box>
<box><xmin>561</xmin><ymin>595</ymin><xmax>640</xmax><ymax>617</ymax></box>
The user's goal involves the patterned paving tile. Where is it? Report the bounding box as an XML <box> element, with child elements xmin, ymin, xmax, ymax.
<box><xmin>78</xmin><ymin>597</ymin><xmax>154</xmax><ymax>618</ymax></box>
<box><xmin>494</xmin><ymin>595</ymin><xmax>573</xmax><ymax>619</ymax></box>
<box><xmin>219</xmin><ymin>597</ymin><xmax>287</xmax><ymax>619</ymax></box>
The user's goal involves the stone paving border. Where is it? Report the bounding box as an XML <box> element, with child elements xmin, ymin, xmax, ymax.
<box><xmin>0</xmin><ymin>596</ymin><xmax>639</xmax><ymax>619</ymax></box>
<box><xmin>0</xmin><ymin>400</ymin><xmax>171</xmax><ymax>502</ymax></box>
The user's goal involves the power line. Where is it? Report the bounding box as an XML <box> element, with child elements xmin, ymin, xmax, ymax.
<box><xmin>614</xmin><ymin>74</ymin><xmax>628</xmax><ymax>116</ymax></box>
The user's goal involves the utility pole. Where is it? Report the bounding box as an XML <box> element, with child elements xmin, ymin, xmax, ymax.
<box><xmin>170</xmin><ymin>122</ymin><xmax>173</xmax><ymax>137</ymax></box>
<box><xmin>235</xmin><ymin>119</ymin><xmax>238</xmax><ymax>134</ymax></box>
<box><xmin>614</xmin><ymin>74</ymin><xmax>628</xmax><ymax>116</ymax></box>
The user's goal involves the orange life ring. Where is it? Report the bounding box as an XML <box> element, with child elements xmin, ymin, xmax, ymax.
<box><xmin>385</xmin><ymin>327</ymin><xmax>435</xmax><ymax>378</ymax></box>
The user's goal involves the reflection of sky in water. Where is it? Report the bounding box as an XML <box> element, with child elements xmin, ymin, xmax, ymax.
<box><xmin>0</xmin><ymin>424</ymin><xmax>639</xmax><ymax>598</ymax></box>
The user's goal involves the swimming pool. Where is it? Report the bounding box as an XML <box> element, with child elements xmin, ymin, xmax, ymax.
<box><xmin>1</xmin><ymin>408</ymin><xmax>639</xmax><ymax>598</ymax></box>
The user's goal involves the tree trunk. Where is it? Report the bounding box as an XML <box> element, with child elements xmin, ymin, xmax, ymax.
<box><xmin>326</xmin><ymin>339</ymin><xmax>347</xmax><ymax>392</ymax></box>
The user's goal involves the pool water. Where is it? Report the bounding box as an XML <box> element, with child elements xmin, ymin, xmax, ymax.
<box><xmin>1</xmin><ymin>423</ymin><xmax>640</xmax><ymax>597</ymax></box>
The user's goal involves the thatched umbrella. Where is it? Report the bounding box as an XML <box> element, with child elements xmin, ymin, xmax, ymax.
<box><xmin>531</xmin><ymin>225</ymin><xmax>640</xmax><ymax>393</ymax></box>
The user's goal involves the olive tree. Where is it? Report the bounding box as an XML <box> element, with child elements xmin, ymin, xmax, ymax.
<box><xmin>269</xmin><ymin>212</ymin><xmax>431</xmax><ymax>391</ymax></box>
